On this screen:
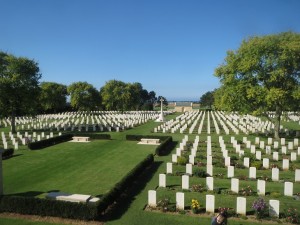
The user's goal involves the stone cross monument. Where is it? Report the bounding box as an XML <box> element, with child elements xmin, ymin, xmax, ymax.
<box><xmin>156</xmin><ymin>97</ymin><xmax>165</xmax><ymax>122</ymax></box>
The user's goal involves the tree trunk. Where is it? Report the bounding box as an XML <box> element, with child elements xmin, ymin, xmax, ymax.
<box><xmin>274</xmin><ymin>106</ymin><xmax>282</xmax><ymax>140</ymax></box>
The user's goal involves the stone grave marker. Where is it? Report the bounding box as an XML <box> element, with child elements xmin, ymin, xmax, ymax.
<box><xmin>176</xmin><ymin>192</ymin><xmax>185</xmax><ymax>210</ymax></box>
<box><xmin>159</xmin><ymin>174</ymin><xmax>166</xmax><ymax>188</ymax></box>
<box><xmin>272</xmin><ymin>168</ymin><xmax>279</xmax><ymax>181</ymax></box>
<box><xmin>273</xmin><ymin>152</ymin><xmax>279</xmax><ymax>161</ymax></box>
<box><xmin>236</xmin><ymin>197</ymin><xmax>246</xmax><ymax>215</ymax></box>
<box><xmin>182</xmin><ymin>175</ymin><xmax>189</xmax><ymax>190</ymax></box>
<box><xmin>256</xmin><ymin>151</ymin><xmax>261</xmax><ymax>160</ymax></box>
<box><xmin>231</xmin><ymin>178</ymin><xmax>239</xmax><ymax>193</ymax></box>
<box><xmin>148</xmin><ymin>190</ymin><xmax>156</xmax><ymax>207</ymax></box>
<box><xmin>186</xmin><ymin>164</ymin><xmax>193</xmax><ymax>175</ymax></box>
<box><xmin>282</xmin><ymin>159</ymin><xmax>289</xmax><ymax>170</ymax></box>
<box><xmin>227</xmin><ymin>166</ymin><xmax>234</xmax><ymax>178</ymax></box>
<box><xmin>284</xmin><ymin>182</ymin><xmax>293</xmax><ymax>197</ymax></box>
<box><xmin>207</xmin><ymin>164</ymin><xmax>213</xmax><ymax>177</ymax></box>
<box><xmin>295</xmin><ymin>169</ymin><xmax>300</xmax><ymax>182</ymax></box>
<box><xmin>166</xmin><ymin>162</ymin><xmax>172</xmax><ymax>174</ymax></box>
<box><xmin>269</xmin><ymin>200</ymin><xmax>280</xmax><ymax>218</ymax></box>
<box><xmin>257</xmin><ymin>179</ymin><xmax>266</xmax><ymax>196</ymax></box>
<box><xmin>243</xmin><ymin>157</ymin><xmax>250</xmax><ymax>168</ymax></box>
<box><xmin>206</xmin><ymin>195</ymin><xmax>215</xmax><ymax>213</ymax></box>
<box><xmin>291</xmin><ymin>152</ymin><xmax>297</xmax><ymax>162</ymax></box>
<box><xmin>249</xmin><ymin>167</ymin><xmax>256</xmax><ymax>179</ymax></box>
<box><xmin>263</xmin><ymin>158</ymin><xmax>269</xmax><ymax>169</ymax></box>
<box><xmin>206</xmin><ymin>177</ymin><xmax>214</xmax><ymax>191</ymax></box>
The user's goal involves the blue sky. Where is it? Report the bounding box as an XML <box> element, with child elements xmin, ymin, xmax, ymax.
<box><xmin>1</xmin><ymin>0</ymin><xmax>300</xmax><ymax>101</ymax></box>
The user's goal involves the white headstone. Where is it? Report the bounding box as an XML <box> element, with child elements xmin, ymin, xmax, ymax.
<box><xmin>206</xmin><ymin>177</ymin><xmax>214</xmax><ymax>191</ymax></box>
<box><xmin>272</xmin><ymin>168</ymin><xmax>279</xmax><ymax>181</ymax></box>
<box><xmin>227</xmin><ymin>166</ymin><xmax>234</xmax><ymax>178</ymax></box>
<box><xmin>205</xmin><ymin>195</ymin><xmax>215</xmax><ymax>213</ymax></box>
<box><xmin>288</xmin><ymin>142</ymin><xmax>294</xmax><ymax>150</ymax></box>
<box><xmin>269</xmin><ymin>200</ymin><xmax>280</xmax><ymax>218</ymax></box>
<box><xmin>166</xmin><ymin>162</ymin><xmax>173</xmax><ymax>174</ymax></box>
<box><xmin>176</xmin><ymin>192</ymin><xmax>185</xmax><ymax>210</ymax></box>
<box><xmin>273</xmin><ymin>152</ymin><xmax>279</xmax><ymax>161</ymax></box>
<box><xmin>257</xmin><ymin>179</ymin><xmax>266</xmax><ymax>196</ymax></box>
<box><xmin>231</xmin><ymin>178</ymin><xmax>239</xmax><ymax>193</ymax></box>
<box><xmin>273</xmin><ymin>141</ymin><xmax>279</xmax><ymax>149</ymax></box>
<box><xmin>207</xmin><ymin>164</ymin><xmax>213</xmax><ymax>176</ymax></box>
<box><xmin>295</xmin><ymin>169</ymin><xmax>300</xmax><ymax>182</ymax></box>
<box><xmin>172</xmin><ymin>154</ymin><xmax>177</xmax><ymax>163</ymax></box>
<box><xmin>186</xmin><ymin>164</ymin><xmax>193</xmax><ymax>175</ymax></box>
<box><xmin>189</xmin><ymin>155</ymin><xmax>195</xmax><ymax>165</ymax></box>
<box><xmin>207</xmin><ymin>156</ymin><xmax>213</xmax><ymax>165</ymax></box>
<box><xmin>250</xmin><ymin>145</ymin><xmax>256</xmax><ymax>154</ymax></box>
<box><xmin>148</xmin><ymin>190</ymin><xmax>156</xmax><ymax>207</ymax></box>
<box><xmin>284</xmin><ymin>182</ymin><xmax>293</xmax><ymax>197</ymax></box>
<box><xmin>159</xmin><ymin>174</ymin><xmax>166</xmax><ymax>188</ymax></box>
<box><xmin>243</xmin><ymin>157</ymin><xmax>250</xmax><ymax>168</ymax></box>
<box><xmin>281</xmin><ymin>138</ymin><xmax>285</xmax><ymax>145</ymax></box>
<box><xmin>225</xmin><ymin>157</ymin><xmax>231</xmax><ymax>167</ymax></box>
<box><xmin>263</xmin><ymin>158</ymin><xmax>269</xmax><ymax>169</ymax></box>
<box><xmin>236</xmin><ymin>197</ymin><xmax>247</xmax><ymax>215</ymax></box>
<box><xmin>291</xmin><ymin>152</ymin><xmax>297</xmax><ymax>162</ymax></box>
<box><xmin>249</xmin><ymin>167</ymin><xmax>256</xmax><ymax>179</ymax></box>
<box><xmin>182</xmin><ymin>175</ymin><xmax>189</xmax><ymax>190</ymax></box>
<box><xmin>256</xmin><ymin>151</ymin><xmax>261</xmax><ymax>160</ymax></box>
<box><xmin>282</xmin><ymin>159</ymin><xmax>289</xmax><ymax>170</ymax></box>
<box><xmin>281</xmin><ymin>146</ymin><xmax>287</xmax><ymax>155</ymax></box>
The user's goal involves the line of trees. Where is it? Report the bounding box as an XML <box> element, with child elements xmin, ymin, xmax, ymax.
<box><xmin>0</xmin><ymin>51</ymin><xmax>166</xmax><ymax>132</ymax></box>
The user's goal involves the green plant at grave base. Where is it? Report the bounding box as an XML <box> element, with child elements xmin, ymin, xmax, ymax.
<box><xmin>235</xmin><ymin>162</ymin><xmax>245</xmax><ymax>169</ymax></box>
<box><xmin>258</xmin><ymin>175</ymin><xmax>271</xmax><ymax>181</ymax></box>
<box><xmin>270</xmin><ymin>192</ymin><xmax>281</xmax><ymax>198</ymax></box>
<box><xmin>252</xmin><ymin>197</ymin><xmax>268</xmax><ymax>220</ymax></box>
<box><xmin>240</xmin><ymin>186</ymin><xmax>255</xmax><ymax>196</ymax></box>
<box><xmin>237</xmin><ymin>174</ymin><xmax>248</xmax><ymax>180</ymax></box>
<box><xmin>177</xmin><ymin>156</ymin><xmax>188</xmax><ymax>165</ymax></box>
<box><xmin>196</xmin><ymin>161</ymin><xmax>206</xmax><ymax>167</ymax></box>
<box><xmin>251</xmin><ymin>161</ymin><xmax>263</xmax><ymax>170</ymax></box>
<box><xmin>193</xmin><ymin>168</ymin><xmax>208</xmax><ymax>178</ymax></box>
<box><xmin>157</xmin><ymin>197</ymin><xmax>170</xmax><ymax>212</ymax></box>
<box><xmin>284</xmin><ymin>208</ymin><xmax>300</xmax><ymax>224</ymax></box>
<box><xmin>218</xmin><ymin>207</ymin><xmax>236</xmax><ymax>218</ymax></box>
<box><xmin>191</xmin><ymin>184</ymin><xmax>206</xmax><ymax>193</ymax></box>
<box><xmin>191</xmin><ymin>199</ymin><xmax>200</xmax><ymax>214</ymax></box>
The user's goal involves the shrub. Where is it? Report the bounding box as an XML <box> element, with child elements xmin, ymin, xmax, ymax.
<box><xmin>239</xmin><ymin>186</ymin><xmax>255</xmax><ymax>196</ymax></box>
<box><xmin>194</xmin><ymin>168</ymin><xmax>207</xmax><ymax>178</ymax></box>
<box><xmin>251</xmin><ymin>161</ymin><xmax>263</xmax><ymax>170</ymax></box>
<box><xmin>252</xmin><ymin>198</ymin><xmax>268</xmax><ymax>220</ymax></box>
<box><xmin>285</xmin><ymin>208</ymin><xmax>300</xmax><ymax>224</ymax></box>
<box><xmin>177</xmin><ymin>156</ymin><xmax>188</xmax><ymax>165</ymax></box>
<box><xmin>191</xmin><ymin>199</ymin><xmax>200</xmax><ymax>214</ymax></box>
<box><xmin>1</xmin><ymin>148</ymin><xmax>14</xmax><ymax>159</ymax></box>
<box><xmin>191</xmin><ymin>184</ymin><xmax>206</xmax><ymax>193</ymax></box>
<box><xmin>157</xmin><ymin>197</ymin><xmax>170</xmax><ymax>212</ymax></box>
<box><xmin>270</xmin><ymin>192</ymin><xmax>281</xmax><ymax>198</ymax></box>
<box><xmin>28</xmin><ymin>134</ymin><xmax>73</xmax><ymax>150</ymax></box>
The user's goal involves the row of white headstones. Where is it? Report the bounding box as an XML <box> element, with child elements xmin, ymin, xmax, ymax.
<box><xmin>0</xmin><ymin>111</ymin><xmax>173</xmax><ymax>132</ymax></box>
<box><xmin>148</xmin><ymin>190</ymin><xmax>280</xmax><ymax>217</ymax></box>
<box><xmin>1</xmin><ymin>131</ymin><xmax>61</xmax><ymax>150</ymax></box>
<box><xmin>148</xmin><ymin>134</ymin><xmax>300</xmax><ymax>217</ymax></box>
<box><xmin>154</xmin><ymin>110</ymin><xmax>299</xmax><ymax>135</ymax></box>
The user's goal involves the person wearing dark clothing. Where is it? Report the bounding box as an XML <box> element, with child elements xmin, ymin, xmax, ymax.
<box><xmin>211</xmin><ymin>212</ymin><xmax>228</xmax><ymax>225</ymax></box>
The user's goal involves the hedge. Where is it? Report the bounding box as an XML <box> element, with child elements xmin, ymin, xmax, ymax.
<box><xmin>1</xmin><ymin>148</ymin><xmax>14</xmax><ymax>159</ymax></box>
<box><xmin>125</xmin><ymin>135</ymin><xmax>173</xmax><ymax>156</ymax></box>
<box><xmin>0</xmin><ymin>195</ymin><xmax>98</xmax><ymax>220</ymax></box>
<box><xmin>28</xmin><ymin>134</ymin><xmax>73</xmax><ymax>150</ymax></box>
<box><xmin>96</xmin><ymin>154</ymin><xmax>154</xmax><ymax>215</ymax></box>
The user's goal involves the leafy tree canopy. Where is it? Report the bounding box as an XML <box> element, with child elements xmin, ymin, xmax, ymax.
<box><xmin>199</xmin><ymin>91</ymin><xmax>214</xmax><ymax>109</ymax></box>
<box><xmin>0</xmin><ymin>51</ymin><xmax>41</xmax><ymax>132</ymax></box>
<box><xmin>67</xmin><ymin>81</ymin><xmax>100</xmax><ymax>111</ymax></box>
<box><xmin>214</xmin><ymin>31</ymin><xmax>300</xmax><ymax>138</ymax></box>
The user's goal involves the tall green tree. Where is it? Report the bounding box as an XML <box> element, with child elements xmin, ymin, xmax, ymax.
<box><xmin>0</xmin><ymin>52</ymin><xmax>41</xmax><ymax>133</ymax></box>
<box><xmin>39</xmin><ymin>82</ymin><xmax>68</xmax><ymax>113</ymax></box>
<box><xmin>214</xmin><ymin>32</ymin><xmax>300</xmax><ymax>138</ymax></box>
<box><xmin>67</xmin><ymin>82</ymin><xmax>100</xmax><ymax>111</ymax></box>
<box><xmin>199</xmin><ymin>91</ymin><xmax>214</xmax><ymax>109</ymax></box>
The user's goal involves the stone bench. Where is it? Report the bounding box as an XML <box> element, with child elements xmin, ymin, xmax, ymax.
<box><xmin>46</xmin><ymin>192</ymin><xmax>100</xmax><ymax>204</ymax></box>
<box><xmin>138</xmin><ymin>138</ymin><xmax>160</xmax><ymax>145</ymax></box>
<box><xmin>71</xmin><ymin>136</ymin><xmax>90</xmax><ymax>142</ymax></box>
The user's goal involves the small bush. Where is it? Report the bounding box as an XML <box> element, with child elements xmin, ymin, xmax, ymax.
<box><xmin>177</xmin><ymin>156</ymin><xmax>188</xmax><ymax>165</ymax></box>
<box><xmin>1</xmin><ymin>148</ymin><xmax>14</xmax><ymax>159</ymax></box>
<box><xmin>251</xmin><ymin>161</ymin><xmax>263</xmax><ymax>170</ymax></box>
<box><xmin>193</xmin><ymin>168</ymin><xmax>207</xmax><ymax>178</ymax></box>
<box><xmin>191</xmin><ymin>184</ymin><xmax>206</xmax><ymax>193</ymax></box>
<box><xmin>28</xmin><ymin>134</ymin><xmax>73</xmax><ymax>150</ymax></box>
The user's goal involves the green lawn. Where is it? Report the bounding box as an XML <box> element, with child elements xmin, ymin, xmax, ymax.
<box><xmin>1</xmin><ymin>115</ymin><xmax>300</xmax><ymax>225</ymax></box>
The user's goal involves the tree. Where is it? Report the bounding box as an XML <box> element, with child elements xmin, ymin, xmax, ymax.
<box><xmin>100</xmin><ymin>80</ymin><xmax>129</xmax><ymax>111</ymax></box>
<box><xmin>199</xmin><ymin>91</ymin><xmax>214</xmax><ymax>109</ymax></box>
<box><xmin>67</xmin><ymin>82</ymin><xmax>100</xmax><ymax>111</ymax></box>
<box><xmin>214</xmin><ymin>32</ymin><xmax>300</xmax><ymax>139</ymax></box>
<box><xmin>0</xmin><ymin>51</ymin><xmax>41</xmax><ymax>133</ymax></box>
<box><xmin>39</xmin><ymin>82</ymin><xmax>68</xmax><ymax>113</ymax></box>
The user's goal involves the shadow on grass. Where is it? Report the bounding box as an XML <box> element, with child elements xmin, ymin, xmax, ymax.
<box><xmin>5</xmin><ymin>191</ymin><xmax>44</xmax><ymax>197</ymax></box>
<box><xmin>103</xmin><ymin>161</ymin><xmax>163</xmax><ymax>222</ymax></box>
